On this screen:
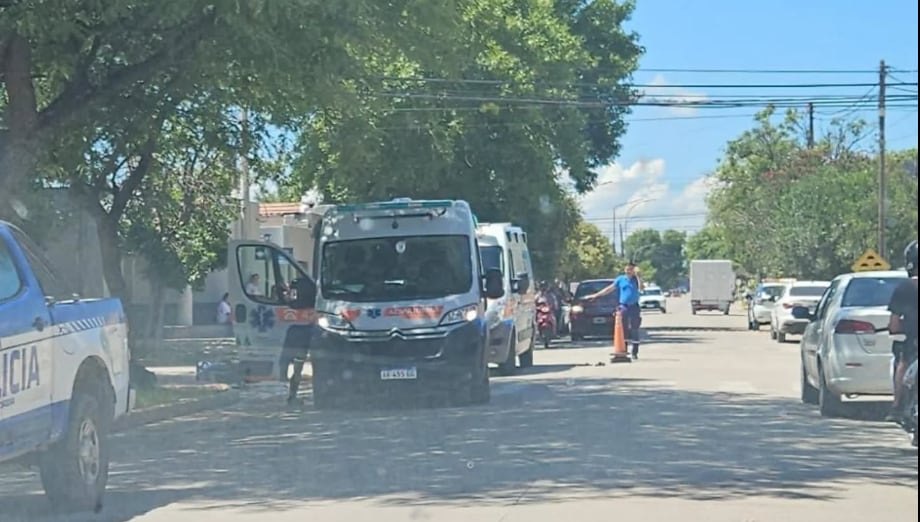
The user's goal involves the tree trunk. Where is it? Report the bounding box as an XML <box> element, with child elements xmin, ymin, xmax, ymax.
<box><xmin>94</xmin><ymin>214</ymin><xmax>130</xmax><ymax>303</ymax></box>
<box><xmin>147</xmin><ymin>283</ymin><xmax>166</xmax><ymax>344</ymax></box>
<box><xmin>0</xmin><ymin>33</ymin><xmax>40</xmax><ymax>199</ymax></box>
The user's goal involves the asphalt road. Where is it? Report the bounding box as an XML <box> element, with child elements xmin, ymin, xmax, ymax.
<box><xmin>2</xmin><ymin>297</ymin><xmax>917</xmax><ymax>521</ymax></box>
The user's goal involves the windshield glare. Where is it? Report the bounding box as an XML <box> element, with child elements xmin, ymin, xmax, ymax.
<box><xmin>841</xmin><ymin>277</ymin><xmax>905</xmax><ymax>308</ymax></box>
<box><xmin>321</xmin><ymin>235</ymin><xmax>472</xmax><ymax>302</ymax></box>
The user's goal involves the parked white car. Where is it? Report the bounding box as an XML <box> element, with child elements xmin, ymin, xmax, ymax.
<box><xmin>770</xmin><ymin>280</ymin><xmax>831</xmax><ymax>343</ymax></box>
<box><xmin>798</xmin><ymin>271</ymin><xmax>907</xmax><ymax>416</ymax></box>
<box><xmin>747</xmin><ymin>282</ymin><xmax>789</xmax><ymax>328</ymax></box>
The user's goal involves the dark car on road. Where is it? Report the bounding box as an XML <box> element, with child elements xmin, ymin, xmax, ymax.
<box><xmin>569</xmin><ymin>279</ymin><xmax>617</xmax><ymax>341</ymax></box>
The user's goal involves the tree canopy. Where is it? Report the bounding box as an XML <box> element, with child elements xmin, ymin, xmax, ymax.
<box><xmin>1</xmin><ymin>1</ymin><xmax>645</xmax><ymax>350</ymax></box>
<box><xmin>692</xmin><ymin>106</ymin><xmax>918</xmax><ymax>280</ymax></box>
<box><xmin>623</xmin><ymin>228</ymin><xmax>685</xmax><ymax>289</ymax></box>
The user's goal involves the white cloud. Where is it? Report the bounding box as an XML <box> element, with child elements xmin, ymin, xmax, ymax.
<box><xmin>641</xmin><ymin>74</ymin><xmax>708</xmax><ymax>117</ymax></box>
<box><xmin>576</xmin><ymin>159</ymin><xmax>713</xmax><ymax>247</ymax></box>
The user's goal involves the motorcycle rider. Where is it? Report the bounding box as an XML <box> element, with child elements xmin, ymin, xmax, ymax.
<box><xmin>536</xmin><ymin>280</ymin><xmax>559</xmax><ymax>317</ymax></box>
<box><xmin>886</xmin><ymin>239</ymin><xmax>919</xmax><ymax>423</ymax></box>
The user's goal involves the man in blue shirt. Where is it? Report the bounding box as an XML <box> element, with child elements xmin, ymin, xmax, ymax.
<box><xmin>584</xmin><ymin>262</ymin><xmax>645</xmax><ymax>359</ymax></box>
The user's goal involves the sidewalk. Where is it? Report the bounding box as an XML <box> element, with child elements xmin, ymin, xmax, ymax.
<box><xmin>149</xmin><ymin>362</ymin><xmax>314</xmax><ymax>386</ymax></box>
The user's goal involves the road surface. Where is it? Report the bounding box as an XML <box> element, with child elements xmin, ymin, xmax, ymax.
<box><xmin>2</xmin><ymin>296</ymin><xmax>916</xmax><ymax>521</ymax></box>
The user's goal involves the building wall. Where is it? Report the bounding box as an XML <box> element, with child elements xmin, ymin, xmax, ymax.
<box><xmin>33</xmin><ymin>197</ymin><xmax>317</xmax><ymax>328</ymax></box>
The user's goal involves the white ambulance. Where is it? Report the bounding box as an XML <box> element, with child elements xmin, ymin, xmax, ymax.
<box><xmin>476</xmin><ymin>223</ymin><xmax>536</xmax><ymax>374</ymax></box>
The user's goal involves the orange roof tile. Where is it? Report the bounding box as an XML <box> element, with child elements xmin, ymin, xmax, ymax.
<box><xmin>259</xmin><ymin>202</ymin><xmax>303</xmax><ymax>217</ymax></box>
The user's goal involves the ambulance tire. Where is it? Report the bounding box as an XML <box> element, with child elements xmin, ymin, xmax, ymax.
<box><xmin>311</xmin><ymin>360</ymin><xmax>336</xmax><ymax>410</ymax></box>
<box><xmin>453</xmin><ymin>350</ymin><xmax>490</xmax><ymax>407</ymax></box>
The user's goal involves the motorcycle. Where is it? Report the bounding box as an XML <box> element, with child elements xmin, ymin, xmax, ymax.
<box><xmin>535</xmin><ymin>297</ymin><xmax>557</xmax><ymax>349</ymax></box>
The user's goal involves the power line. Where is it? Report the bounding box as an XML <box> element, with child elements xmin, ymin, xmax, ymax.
<box><xmin>584</xmin><ymin>212</ymin><xmax>709</xmax><ymax>222</ymax></box>
<box><xmin>367</xmin><ymin>91</ymin><xmax>918</xmax><ymax>110</ymax></box>
<box><xmin>377</xmin><ymin>75</ymin><xmax>917</xmax><ymax>90</ymax></box>
<box><xmin>635</xmin><ymin>67</ymin><xmax>911</xmax><ymax>74</ymax></box>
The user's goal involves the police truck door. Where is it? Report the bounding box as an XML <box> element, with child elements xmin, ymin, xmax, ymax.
<box><xmin>0</xmin><ymin>234</ymin><xmax>54</xmax><ymax>455</ymax></box>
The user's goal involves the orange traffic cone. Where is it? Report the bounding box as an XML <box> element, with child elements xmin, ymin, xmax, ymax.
<box><xmin>610</xmin><ymin>309</ymin><xmax>631</xmax><ymax>363</ymax></box>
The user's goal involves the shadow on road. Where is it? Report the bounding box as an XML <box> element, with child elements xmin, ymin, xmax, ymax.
<box><xmin>643</xmin><ymin>325</ymin><xmax>748</xmax><ymax>333</ymax></box>
<box><xmin>2</xmin><ymin>375</ymin><xmax>915</xmax><ymax>520</ymax></box>
<box><xmin>514</xmin><ymin>364</ymin><xmax>582</xmax><ymax>376</ymax></box>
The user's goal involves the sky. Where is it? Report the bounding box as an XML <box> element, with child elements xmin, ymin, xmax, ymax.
<box><xmin>579</xmin><ymin>0</ymin><xmax>919</xmax><ymax>250</ymax></box>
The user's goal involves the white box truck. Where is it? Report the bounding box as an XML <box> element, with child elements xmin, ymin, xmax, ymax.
<box><xmin>689</xmin><ymin>260</ymin><xmax>735</xmax><ymax>315</ymax></box>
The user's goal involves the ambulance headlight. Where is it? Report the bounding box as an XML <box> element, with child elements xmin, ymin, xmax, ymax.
<box><xmin>440</xmin><ymin>304</ymin><xmax>479</xmax><ymax>326</ymax></box>
<box><xmin>317</xmin><ymin>313</ymin><xmax>351</xmax><ymax>331</ymax></box>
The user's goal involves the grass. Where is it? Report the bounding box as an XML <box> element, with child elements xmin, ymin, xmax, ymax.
<box><xmin>134</xmin><ymin>385</ymin><xmax>226</xmax><ymax>410</ymax></box>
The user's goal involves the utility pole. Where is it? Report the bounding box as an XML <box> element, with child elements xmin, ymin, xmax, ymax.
<box><xmin>807</xmin><ymin>102</ymin><xmax>815</xmax><ymax>148</ymax></box>
<box><xmin>878</xmin><ymin>60</ymin><xmax>887</xmax><ymax>257</ymax></box>
<box><xmin>619</xmin><ymin>224</ymin><xmax>625</xmax><ymax>257</ymax></box>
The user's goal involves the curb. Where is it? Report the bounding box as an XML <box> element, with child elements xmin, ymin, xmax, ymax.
<box><xmin>114</xmin><ymin>389</ymin><xmax>241</xmax><ymax>432</ymax></box>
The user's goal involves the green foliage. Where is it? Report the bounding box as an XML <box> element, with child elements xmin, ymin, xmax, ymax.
<box><xmin>122</xmin><ymin>108</ymin><xmax>239</xmax><ymax>291</ymax></box>
<box><xmin>287</xmin><ymin>0</ymin><xmax>642</xmax><ymax>280</ymax></box>
<box><xmin>1</xmin><ymin>0</ymin><xmax>473</xmax><ymax>302</ymax></box>
<box><xmin>704</xmin><ymin>106</ymin><xmax>918</xmax><ymax>280</ymax></box>
<box><xmin>635</xmin><ymin>260</ymin><xmax>656</xmax><ymax>284</ymax></box>
<box><xmin>556</xmin><ymin>221</ymin><xmax>625</xmax><ymax>282</ymax></box>
<box><xmin>684</xmin><ymin>225</ymin><xmax>731</xmax><ymax>262</ymax></box>
<box><xmin>623</xmin><ymin>228</ymin><xmax>685</xmax><ymax>289</ymax></box>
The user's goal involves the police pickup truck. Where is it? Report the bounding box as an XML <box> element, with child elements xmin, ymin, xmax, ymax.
<box><xmin>0</xmin><ymin>221</ymin><xmax>131</xmax><ymax>510</ymax></box>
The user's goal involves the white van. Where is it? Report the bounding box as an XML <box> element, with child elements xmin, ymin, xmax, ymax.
<box><xmin>476</xmin><ymin>223</ymin><xmax>536</xmax><ymax>374</ymax></box>
<box><xmin>307</xmin><ymin>198</ymin><xmax>503</xmax><ymax>408</ymax></box>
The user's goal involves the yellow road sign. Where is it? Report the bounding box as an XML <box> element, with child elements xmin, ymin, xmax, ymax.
<box><xmin>851</xmin><ymin>248</ymin><xmax>891</xmax><ymax>272</ymax></box>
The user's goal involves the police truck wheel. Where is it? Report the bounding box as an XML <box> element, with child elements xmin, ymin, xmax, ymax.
<box><xmin>39</xmin><ymin>387</ymin><xmax>111</xmax><ymax>512</ymax></box>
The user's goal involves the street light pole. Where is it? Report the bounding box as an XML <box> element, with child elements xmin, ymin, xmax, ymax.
<box><xmin>621</xmin><ymin>199</ymin><xmax>652</xmax><ymax>255</ymax></box>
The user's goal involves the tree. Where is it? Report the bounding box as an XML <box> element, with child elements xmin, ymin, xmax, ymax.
<box><xmin>287</xmin><ymin>0</ymin><xmax>643</xmax><ymax>280</ymax></box>
<box><xmin>1</xmin><ymin>0</ymin><xmax>473</xmax><ymax>353</ymax></box>
<box><xmin>654</xmin><ymin>229</ymin><xmax>686</xmax><ymax>289</ymax></box>
<box><xmin>556</xmin><ymin>221</ymin><xmax>624</xmax><ymax>282</ymax></box>
<box><xmin>704</xmin><ymin>105</ymin><xmax>917</xmax><ymax>280</ymax></box>
<box><xmin>122</xmin><ymin>107</ymin><xmax>239</xmax><ymax>344</ymax></box>
<box><xmin>623</xmin><ymin>229</ymin><xmax>661</xmax><ymax>263</ymax></box>
<box><xmin>684</xmin><ymin>225</ymin><xmax>731</xmax><ymax>262</ymax></box>
<box><xmin>623</xmin><ymin>228</ymin><xmax>685</xmax><ymax>289</ymax></box>
<box><xmin>1</xmin><ymin>0</ymin><xmax>467</xmax><ymax>206</ymax></box>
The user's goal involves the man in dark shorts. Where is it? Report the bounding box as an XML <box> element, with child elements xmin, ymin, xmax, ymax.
<box><xmin>886</xmin><ymin>240</ymin><xmax>918</xmax><ymax>423</ymax></box>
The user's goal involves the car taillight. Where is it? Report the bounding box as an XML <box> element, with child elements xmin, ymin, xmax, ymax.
<box><xmin>835</xmin><ymin>319</ymin><xmax>876</xmax><ymax>334</ymax></box>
